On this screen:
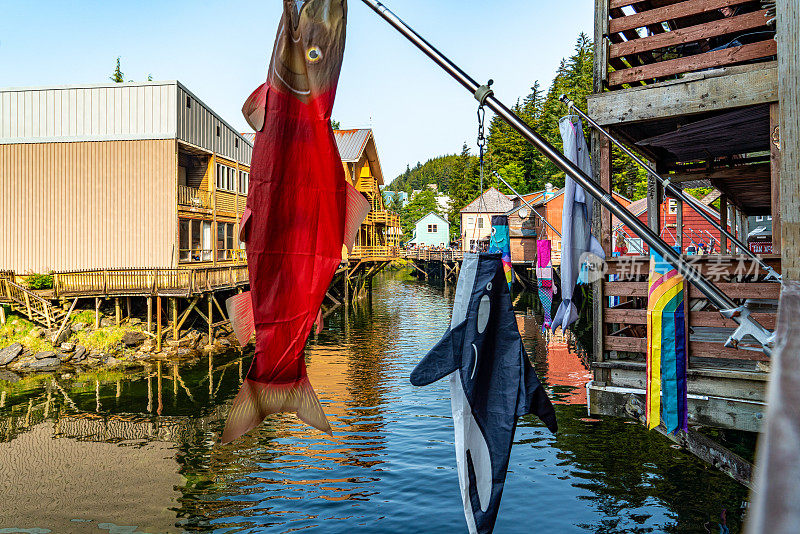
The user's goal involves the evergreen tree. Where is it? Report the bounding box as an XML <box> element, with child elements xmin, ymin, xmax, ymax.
<box><xmin>330</xmin><ymin>119</ymin><xmax>341</xmax><ymax>130</ymax></box>
<box><xmin>400</xmin><ymin>189</ymin><xmax>440</xmax><ymax>239</ymax></box>
<box><xmin>110</xmin><ymin>58</ymin><xmax>124</xmax><ymax>83</ymax></box>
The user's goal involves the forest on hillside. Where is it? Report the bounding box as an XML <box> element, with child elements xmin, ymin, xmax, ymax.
<box><xmin>385</xmin><ymin>33</ymin><xmax>650</xmax><ymax>242</ymax></box>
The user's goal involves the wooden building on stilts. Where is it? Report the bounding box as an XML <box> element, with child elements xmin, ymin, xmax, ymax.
<box><xmin>586</xmin><ymin>0</ymin><xmax>799</xmax><ymax>483</ymax></box>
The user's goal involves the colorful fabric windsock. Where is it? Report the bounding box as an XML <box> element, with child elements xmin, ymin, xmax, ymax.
<box><xmin>489</xmin><ymin>215</ymin><xmax>514</xmax><ymax>291</ymax></box>
<box><xmin>646</xmin><ymin>252</ymin><xmax>688</xmax><ymax>434</ymax></box>
<box><xmin>535</xmin><ymin>240</ymin><xmax>554</xmax><ymax>332</ymax></box>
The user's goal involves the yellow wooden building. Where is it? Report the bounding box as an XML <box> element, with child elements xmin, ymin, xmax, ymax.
<box><xmin>333</xmin><ymin>129</ymin><xmax>401</xmax><ymax>261</ymax></box>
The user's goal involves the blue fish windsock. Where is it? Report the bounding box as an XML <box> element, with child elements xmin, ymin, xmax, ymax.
<box><xmin>488</xmin><ymin>215</ymin><xmax>514</xmax><ymax>291</ymax></box>
<box><xmin>411</xmin><ymin>253</ymin><xmax>557</xmax><ymax>534</ymax></box>
<box><xmin>552</xmin><ymin>116</ymin><xmax>605</xmax><ymax>333</ymax></box>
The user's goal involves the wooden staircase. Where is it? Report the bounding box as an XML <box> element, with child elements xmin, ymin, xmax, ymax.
<box><xmin>0</xmin><ymin>278</ymin><xmax>66</xmax><ymax>329</ymax></box>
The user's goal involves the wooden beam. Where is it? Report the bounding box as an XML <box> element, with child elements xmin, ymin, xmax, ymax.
<box><xmin>777</xmin><ymin>0</ymin><xmax>800</xmax><ymax>280</ymax></box>
<box><xmin>605</xmin><ymin>308</ymin><xmax>776</xmax><ymax>329</ymax></box>
<box><xmin>95</xmin><ymin>297</ymin><xmax>101</xmax><ymax>329</ymax></box>
<box><xmin>587</xmin><ymin>62</ymin><xmax>777</xmax><ymax>126</ymax></box>
<box><xmin>670</xmin><ymin>163</ymin><xmax>771</xmax><ymax>183</ymax></box>
<box><xmin>611</xmin><ymin>10</ymin><xmax>770</xmax><ymax>59</ymax></box>
<box><xmin>720</xmin><ymin>194</ymin><xmax>729</xmax><ymax>253</ymax></box>
<box><xmin>610</xmin><ymin>40</ymin><xmax>777</xmax><ymax>87</ymax></box>
<box><xmin>770</xmin><ymin>102</ymin><xmax>782</xmax><ymax>255</ymax></box>
<box><xmin>114</xmin><ymin>298</ymin><xmax>121</xmax><ymax>326</ymax></box>
<box><xmin>175</xmin><ymin>296</ymin><xmax>201</xmax><ymax>332</ymax></box>
<box><xmin>208</xmin><ymin>293</ymin><xmax>214</xmax><ymax>344</ymax></box>
<box><xmin>604</xmin><ymin>281</ymin><xmax>781</xmax><ymax>299</ymax></box>
<box><xmin>147</xmin><ymin>297</ymin><xmax>152</xmax><ymax>333</ymax></box>
<box><xmin>156</xmin><ymin>296</ymin><xmax>162</xmax><ymax>352</ymax></box>
<box><xmin>610</xmin><ymin>0</ymin><xmax>753</xmax><ymax>34</ymax></box>
<box><xmin>172</xmin><ymin>298</ymin><xmax>178</xmax><ymax>341</ymax></box>
<box><xmin>594</xmin><ymin>0</ymin><xmax>610</xmax><ymax>91</ymax></box>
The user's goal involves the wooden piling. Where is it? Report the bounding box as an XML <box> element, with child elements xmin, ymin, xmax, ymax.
<box><xmin>114</xmin><ymin>298</ymin><xmax>121</xmax><ymax>326</ymax></box>
<box><xmin>208</xmin><ymin>293</ymin><xmax>214</xmax><ymax>345</ymax></box>
<box><xmin>156</xmin><ymin>296</ymin><xmax>162</xmax><ymax>352</ymax></box>
<box><xmin>126</xmin><ymin>296</ymin><xmax>132</xmax><ymax>320</ymax></box>
<box><xmin>95</xmin><ymin>297</ymin><xmax>101</xmax><ymax>329</ymax></box>
<box><xmin>0</xmin><ymin>305</ymin><xmax>5</xmax><ymax>326</ymax></box>
<box><xmin>171</xmin><ymin>297</ymin><xmax>178</xmax><ymax>341</ymax></box>
<box><xmin>147</xmin><ymin>297</ymin><xmax>152</xmax><ymax>333</ymax></box>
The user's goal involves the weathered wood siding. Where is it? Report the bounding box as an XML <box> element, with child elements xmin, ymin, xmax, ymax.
<box><xmin>0</xmin><ymin>139</ymin><xmax>177</xmax><ymax>272</ymax></box>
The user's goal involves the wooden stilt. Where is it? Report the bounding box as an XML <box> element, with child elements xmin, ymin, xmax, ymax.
<box><xmin>0</xmin><ymin>305</ymin><xmax>5</xmax><ymax>326</ymax></box>
<box><xmin>126</xmin><ymin>296</ymin><xmax>132</xmax><ymax>320</ymax></box>
<box><xmin>720</xmin><ymin>195</ymin><xmax>729</xmax><ymax>253</ymax></box>
<box><xmin>171</xmin><ymin>297</ymin><xmax>178</xmax><ymax>341</ymax></box>
<box><xmin>114</xmin><ymin>298</ymin><xmax>121</xmax><ymax>326</ymax></box>
<box><xmin>147</xmin><ymin>297</ymin><xmax>152</xmax><ymax>333</ymax></box>
<box><xmin>156</xmin><ymin>296</ymin><xmax>162</xmax><ymax>352</ymax></box>
<box><xmin>95</xmin><ymin>297</ymin><xmax>101</xmax><ymax>329</ymax></box>
<box><xmin>208</xmin><ymin>293</ymin><xmax>214</xmax><ymax>345</ymax></box>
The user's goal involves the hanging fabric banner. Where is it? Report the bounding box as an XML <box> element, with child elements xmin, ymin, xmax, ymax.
<box><xmin>552</xmin><ymin>116</ymin><xmax>605</xmax><ymax>333</ymax></box>
<box><xmin>488</xmin><ymin>215</ymin><xmax>514</xmax><ymax>291</ymax></box>
<box><xmin>536</xmin><ymin>239</ymin><xmax>554</xmax><ymax>332</ymax></box>
<box><xmin>646</xmin><ymin>252</ymin><xmax>688</xmax><ymax>433</ymax></box>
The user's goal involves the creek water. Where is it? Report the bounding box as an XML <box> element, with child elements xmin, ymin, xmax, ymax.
<box><xmin>0</xmin><ymin>272</ymin><xmax>749</xmax><ymax>533</ymax></box>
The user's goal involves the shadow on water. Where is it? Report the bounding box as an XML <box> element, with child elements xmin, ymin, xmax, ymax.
<box><xmin>0</xmin><ymin>271</ymin><xmax>748</xmax><ymax>533</ymax></box>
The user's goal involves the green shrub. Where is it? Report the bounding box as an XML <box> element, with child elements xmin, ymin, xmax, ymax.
<box><xmin>71</xmin><ymin>309</ymin><xmax>100</xmax><ymax>324</ymax></box>
<box><xmin>74</xmin><ymin>326</ymin><xmax>126</xmax><ymax>351</ymax></box>
<box><xmin>25</xmin><ymin>273</ymin><xmax>53</xmax><ymax>290</ymax></box>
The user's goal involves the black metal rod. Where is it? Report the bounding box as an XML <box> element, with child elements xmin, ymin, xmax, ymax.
<box><xmin>560</xmin><ymin>95</ymin><xmax>781</xmax><ymax>281</ymax></box>
<box><xmin>359</xmin><ymin>0</ymin><xmax>773</xmax><ymax>349</ymax></box>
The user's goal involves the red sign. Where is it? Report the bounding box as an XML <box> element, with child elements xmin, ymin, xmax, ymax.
<box><xmin>749</xmin><ymin>242</ymin><xmax>773</xmax><ymax>254</ymax></box>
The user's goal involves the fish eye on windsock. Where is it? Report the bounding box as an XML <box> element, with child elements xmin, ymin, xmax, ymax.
<box><xmin>306</xmin><ymin>46</ymin><xmax>323</xmax><ymax>62</ymax></box>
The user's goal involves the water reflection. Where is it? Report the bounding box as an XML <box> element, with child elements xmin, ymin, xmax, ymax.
<box><xmin>0</xmin><ymin>272</ymin><xmax>748</xmax><ymax>533</ymax></box>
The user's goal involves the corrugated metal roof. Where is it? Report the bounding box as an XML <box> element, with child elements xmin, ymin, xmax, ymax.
<box><xmin>241</xmin><ymin>132</ymin><xmax>256</xmax><ymax>145</ymax></box>
<box><xmin>333</xmin><ymin>129</ymin><xmax>371</xmax><ymax>162</ymax></box>
<box><xmin>461</xmin><ymin>187</ymin><xmax>513</xmax><ymax>213</ymax></box>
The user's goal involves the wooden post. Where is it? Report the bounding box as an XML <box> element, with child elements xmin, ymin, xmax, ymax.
<box><xmin>171</xmin><ymin>298</ymin><xmax>178</xmax><ymax>341</ymax></box>
<box><xmin>95</xmin><ymin>297</ymin><xmax>101</xmax><ymax>329</ymax></box>
<box><xmin>156</xmin><ymin>296</ymin><xmax>162</xmax><ymax>352</ymax></box>
<box><xmin>147</xmin><ymin>297</ymin><xmax>152</xmax><ymax>333</ymax></box>
<box><xmin>777</xmin><ymin>0</ymin><xmax>800</xmax><ymax>280</ymax></box>
<box><xmin>647</xmin><ymin>172</ymin><xmax>662</xmax><ymax>237</ymax></box>
<box><xmin>208</xmin><ymin>293</ymin><xmax>214</xmax><ymax>345</ymax></box>
<box><xmin>770</xmin><ymin>102</ymin><xmax>782</xmax><ymax>256</ymax></box>
<box><xmin>720</xmin><ymin>195</ymin><xmax>729</xmax><ymax>254</ymax></box>
<box><xmin>126</xmin><ymin>296</ymin><xmax>131</xmax><ymax>320</ymax></box>
<box><xmin>23</xmin><ymin>292</ymin><xmax>32</xmax><ymax>320</ymax></box>
<box><xmin>0</xmin><ymin>305</ymin><xmax>5</xmax><ymax>326</ymax></box>
<box><xmin>114</xmin><ymin>298</ymin><xmax>120</xmax><ymax>326</ymax></box>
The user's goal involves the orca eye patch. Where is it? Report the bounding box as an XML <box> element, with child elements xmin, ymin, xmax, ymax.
<box><xmin>477</xmin><ymin>295</ymin><xmax>491</xmax><ymax>333</ymax></box>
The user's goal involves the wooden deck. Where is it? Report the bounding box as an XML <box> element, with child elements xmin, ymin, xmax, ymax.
<box><xmin>51</xmin><ymin>265</ymin><xmax>249</xmax><ymax>298</ymax></box>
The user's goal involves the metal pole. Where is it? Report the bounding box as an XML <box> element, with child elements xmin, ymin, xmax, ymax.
<box><xmin>360</xmin><ymin>0</ymin><xmax>773</xmax><ymax>351</ymax></box>
<box><xmin>560</xmin><ymin>95</ymin><xmax>781</xmax><ymax>282</ymax></box>
<box><xmin>492</xmin><ymin>171</ymin><xmax>561</xmax><ymax>237</ymax></box>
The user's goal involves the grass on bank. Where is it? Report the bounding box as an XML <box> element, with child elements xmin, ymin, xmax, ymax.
<box><xmin>73</xmin><ymin>326</ymin><xmax>127</xmax><ymax>352</ymax></box>
<box><xmin>0</xmin><ymin>309</ymin><xmax>54</xmax><ymax>354</ymax></box>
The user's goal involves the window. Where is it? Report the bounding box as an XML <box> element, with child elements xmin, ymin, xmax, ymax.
<box><xmin>668</xmin><ymin>199</ymin><xmax>677</xmax><ymax>214</ymax></box>
<box><xmin>477</xmin><ymin>218</ymin><xmax>484</xmax><ymax>229</ymax></box>
<box><xmin>467</xmin><ymin>217</ymin><xmax>474</xmax><ymax>226</ymax></box>
<box><xmin>239</xmin><ymin>171</ymin><xmax>249</xmax><ymax>194</ymax></box>
<box><xmin>217</xmin><ymin>222</ymin><xmax>237</xmax><ymax>260</ymax></box>
<box><xmin>227</xmin><ymin>168</ymin><xmax>235</xmax><ymax>192</ymax></box>
<box><xmin>767</xmin><ymin>215</ymin><xmax>772</xmax><ymax>220</ymax></box>
<box><xmin>427</xmin><ymin>224</ymin><xmax>437</xmax><ymax>233</ymax></box>
<box><xmin>235</xmin><ymin>139</ymin><xmax>239</xmax><ymax>148</ymax></box>
<box><xmin>186</xmin><ymin>96</ymin><xmax>191</xmax><ymax>108</ymax></box>
<box><xmin>756</xmin><ymin>216</ymin><xmax>764</xmax><ymax>222</ymax></box>
<box><xmin>216</xmin><ymin>163</ymin><xmax>238</xmax><ymax>192</ymax></box>
<box><xmin>216</xmin><ymin>125</ymin><xmax>221</xmax><ymax>137</ymax></box>
<box><xmin>180</xmin><ymin>218</ymin><xmax>212</xmax><ymax>262</ymax></box>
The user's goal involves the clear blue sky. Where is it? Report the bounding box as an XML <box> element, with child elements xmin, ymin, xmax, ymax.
<box><xmin>1</xmin><ymin>0</ymin><xmax>593</xmax><ymax>183</ymax></box>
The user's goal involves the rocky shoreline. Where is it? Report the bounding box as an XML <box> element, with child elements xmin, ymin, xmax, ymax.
<box><xmin>0</xmin><ymin>314</ymin><xmax>241</xmax><ymax>379</ymax></box>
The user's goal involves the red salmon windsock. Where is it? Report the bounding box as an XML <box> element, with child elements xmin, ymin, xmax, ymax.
<box><xmin>221</xmin><ymin>0</ymin><xmax>369</xmax><ymax>444</ymax></box>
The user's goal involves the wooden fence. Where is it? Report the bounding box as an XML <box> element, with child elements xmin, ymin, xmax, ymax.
<box><xmin>52</xmin><ymin>265</ymin><xmax>249</xmax><ymax>298</ymax></box>
<box><xmin>601</xmin><ymin>0</ymin><xmax>776</xmax><ymax>88</ymax></box>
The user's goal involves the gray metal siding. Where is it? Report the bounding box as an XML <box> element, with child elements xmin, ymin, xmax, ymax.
<box><xmin>0</xmin><ymin>83</ymin><xmax>177</xmax><ymax>144</ymax></box>
<box><xmin>176</xmin><ymin>84</ymin><xmax>251</xmax><ymax>166</ymax></box>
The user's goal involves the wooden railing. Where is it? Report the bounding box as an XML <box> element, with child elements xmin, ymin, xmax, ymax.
<box><xmin>367</xmin><ymin>210</ymin><xmax>400</xmax><ymax>226</ymax></box>
<box><xmin>602</xmin><ymin>255</ymin><xmax>779</xmax><ymax>367</ymax></box>
<box><xmin>403</xmin><ymin>249</ymin><xmax>464</xmax><ymax>262</ymax></box>
<box><xmin>52</xmin><ymin>265</ymin><xmax>249</xmax><ymax>298</ymax></box>
<box><xmin>349</xmin><ymin>245</ymin><xmax>401</xmax><ymax>260</ymax></box>
<box><xmin>1</xmin><ymin>279</ymin><xmax>64</xmax><ymax>328</ymax></box>
<box><xmin>177</xmin><ymin>185</ymin><xmax>211</xmax><ymax>209</ymax></box>
<box><xmin>601</xmin><ymin>0</ymin><xmax>776</xmax><ymax>88</ymax></box>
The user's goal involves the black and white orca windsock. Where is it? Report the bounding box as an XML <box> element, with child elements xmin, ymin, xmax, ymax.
<box><xmin>411</xmin><ymin>252</ymin><xmax>558</xmax><ymax>534</ymax></box>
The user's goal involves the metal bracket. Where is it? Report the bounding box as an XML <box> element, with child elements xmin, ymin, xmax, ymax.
<box><xmin>764</xmin><ymin>265</ymin><xmax>782</xmax><ymax>283</ymax></box>
<box><xmin>474</xmin><ymin>80</ymin><xmax>494</xmax><ymax>106</ymax></box>
<box><xmin>721</xmin><ymin>303</ymin><xmax>773</xmax><ymax>353</ymax></box>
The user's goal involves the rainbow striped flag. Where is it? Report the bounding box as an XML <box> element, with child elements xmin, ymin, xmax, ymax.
<box><xmin>536</xmin><ymin>240</ymin><xmax>554</xmax><ymax>332</ymax></box>
<box><xmin>646</xmin><ymin>252</ymin><xmax>688</xmax><ymax>433</ymax></box>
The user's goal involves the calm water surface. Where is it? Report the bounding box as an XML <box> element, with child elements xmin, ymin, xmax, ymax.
<box><xmin>0</xmin><ymin>273</ymin><xmax>748</xmax><ymax>533</ymax></box>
